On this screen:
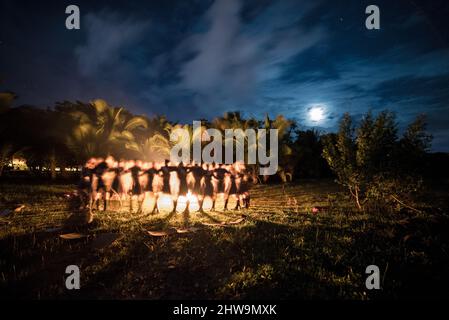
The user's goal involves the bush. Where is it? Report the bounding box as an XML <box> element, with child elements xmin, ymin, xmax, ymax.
<box><xmin>322</xmin><ymin>111</ymin><xmax>432</xmax><ymax>211</ymax></box>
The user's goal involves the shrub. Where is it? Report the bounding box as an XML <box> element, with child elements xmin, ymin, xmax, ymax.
<box><xmin>322</xmin><ymin>111</ymin><xmax>431</xmax><ymax>211</ymax></box>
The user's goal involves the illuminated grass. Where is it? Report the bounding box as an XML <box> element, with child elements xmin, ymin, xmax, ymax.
<box><xmin>0</xmin><ymin>181</ymin><xmax>448</xmax><ymax>299</ymax></box>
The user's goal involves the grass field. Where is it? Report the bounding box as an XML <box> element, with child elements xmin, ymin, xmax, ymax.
<box><xmin>0</xmin><ymin>180</ymin><xmax>448</xmax><ymax>299</ymax></box>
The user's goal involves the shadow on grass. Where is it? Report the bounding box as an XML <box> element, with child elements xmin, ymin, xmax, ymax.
<box><xmin>1</xmin><ymin>180</ymin><xmax>449</xmax><ymax>300</ymax></box>
<box><xmin>55</xmin><ymin>218</ymin><xmax>355</xmax><ymax>299</ymax></box>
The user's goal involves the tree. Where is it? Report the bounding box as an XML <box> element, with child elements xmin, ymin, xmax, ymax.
<box><xmin>398</xmin><ymin>114</ymin><xmax>432</xmax><ymax>172</ymax></box>
<box><xmin>0</xmin><ymin>92</ymin><xmax>18</xmax><ymax>175</ymax></box>
<box><xmin>292</xmin><ymin>129</ymin><xmax>330</xmax><ymax>178</ymax></box>
<box><xmin>0</xmin><ymin>91</ymin><xmax>16</xmax><ymax>113</ymax></box>
<box><xmin>0</xmin><ymin>103</ymin><xmax>76</xmax><ymax>178</ymax></box>
<box><xmin>322</xmin><ymin>111</ymin><xmax>431</xmax><ymax>211</ymax></box>
<box><xmin>322</xmin><ymin>113</ymin><xmax>361</xmax><ymax>207</ymax></box>
<box><xmin>262</xmin><ymin>114</ymin><xmax>295</xmax><ymax>182</ymax></box>
<box><xmin>67</xmin><ymin>99</ymin><xmax>148</xmax><ymax>161</ymax></box>
<box><xmin>125</xmin><ymin>132</ymin><xmax>172</xmax><ymax>162</ymax></box>
<box><xmin>213</xmin><ymin>111</ymin><xmax>259</xmax><ymax>163</ymax></box>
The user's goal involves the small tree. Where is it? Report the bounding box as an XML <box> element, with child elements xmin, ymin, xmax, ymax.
<box><xmin>322</xmin><ymin>113</ymin><xmax>361</xmax><ymax>208</ymax></box>
<box><xmin>322</xmin><ymin>111</ymin><xmax>432</xmax><ymax>211</ymax></box>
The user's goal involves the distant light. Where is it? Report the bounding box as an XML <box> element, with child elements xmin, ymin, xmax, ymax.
<box><xmin>309</xmin><ymin>106</ymin><xmax>325</xmax><ymax>122</ymax></box>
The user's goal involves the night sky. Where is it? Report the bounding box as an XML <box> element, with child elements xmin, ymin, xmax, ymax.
<box><xmin>1</xmin><ymin>0</ymin><xmax>449</xmax><ymax>150</ymax></box>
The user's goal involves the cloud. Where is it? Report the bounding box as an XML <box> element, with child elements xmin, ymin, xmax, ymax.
<box><xmin>173</xmin><ymin>0</ymin><xmax>325</xmax><ymax>116</ymax></box>
<box><xmin>76</xmin><ymin>11</ymin><xmax>150</xmax><ymax>77</ymax></box>
<box><xmin>180</xmin><ymin>0</ymin><xmax>243</xmax><ymax>92</ymax></box>
<box><xmin>4</xmin><ymin>0</ymin><xmax>448</xmax><ymax>150</ymax></box>
<box><xmin>264</xmin><ymin>45</ymin><xmax>449</xmax><ymax>130</ymax></box>
<box><xmin>69</xmin><ymin>11</ymin><xmax>155</xmax><ymax>113</ymax></box>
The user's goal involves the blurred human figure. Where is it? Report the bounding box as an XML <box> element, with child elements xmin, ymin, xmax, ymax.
<box><xmin>78</xmin><ymin>158</ymin><xmax>96</xmax><ymax>211</ymax></box>
<box><xmin>78</xmin><ymin>157</ymin><xmax>252</xmax><ymax>217</ymax></box>
<box><xmin>212</xmin><ymin>163</ymin><xmax>232</xmax><ymax>210</ymax></box>
<box><xmin>142</xmin><ymin>162</ymin><xmax>159</xmax><ymax>213</ymax></box>
<box><xmin>90</xmin><ymin>157</ymin><xmax>108</xmax><ymax>212</ymax></box>
<box><xmin>129</xmin><ymin>159</ymin><xmax>143</xmax><ymax>213</ymax></box>
<box><xmin>176</xmin><ymin>162</ymin><xmax>190</xmax><ymax>213</ymax></box>
<box><xmin>159</xmin><ymin>159</ymin><xmax>179</xmax><ymax>213</ymax></box>
<box><xmin>201</xmin><ymin>163</ymin><xmax>215</xmax><ymax>212</ymax></box>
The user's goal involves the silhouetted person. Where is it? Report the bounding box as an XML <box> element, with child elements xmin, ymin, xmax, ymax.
<box><xmin>202</xmin><ymin>164</ymin><xmax>215</xmax><ymax>211</ymax></box>
<box><xmin>78</xmin><ymin>159</ymin><xmax>95</xmax><ymax>210</ymax></box>
<box><xmin>110</xmin><ymin>163</ymin><xmax>123</xmax><ymax>195</ymax></box>
<box><xmin>189</xmin><ymin>162</ymin><xmax>205</xmax><ymax>195</ymax></box>
<box><xmin>177</xmin><ymin>162</ymin><xmax>190</xmax><ymax>213</ymax></box>
<box><xmin>159</xmin><ymin>159</ymin><xmax>177</xmax><ymax>213</ymax></box>
<box><xmin>128</xmin><ymin>160</ymin><xmax>143</xmax><ymax>212</ymax></box>
<box><xmin>142</xmin><ymin>162</ymin><xmax>159</xmax><ymax>213</ymax></box>
<box><xmin>93</xmin><ymin>158</ymin><xmax>109</xmax><ymax>211</ymax></box>
<box><xmin>213</xmin><ymin>164</ymin><xmax>231</xmax><ymax>210</ymax></box>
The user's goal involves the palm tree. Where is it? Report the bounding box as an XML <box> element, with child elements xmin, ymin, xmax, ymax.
<box><xmin>261</xmin><ymin>114</ymin><xmax>294</xmax><ymax>182</ymax></box>
<box><xmin>125</xmin><ymin>132</ymin><xmax>172</xmax><ymax>162</ymax></box>
<box><xmin>67</xmin><ymin>99</ymin><xmax>148</xmax><ymax>161</ymax></box>
<box><xmin>212</xmin><ymin>112</ymin><xmax>259</xmax><ymax>164</ymax></box>
<box><xmin>146</xmin><ymin>115</ymin><xmax>172</xmax><ymax>137</ymax></box>
<box><xmin>212</xmin><ymin>112</ymin><xmax>258</xmax><ymax>131</ymax></box>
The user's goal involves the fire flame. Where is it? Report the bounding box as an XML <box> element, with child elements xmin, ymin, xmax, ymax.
<box><xmin>138</xmin><ymin>192</ymin><xmax>217</xmax><ymax>213</ymax></box>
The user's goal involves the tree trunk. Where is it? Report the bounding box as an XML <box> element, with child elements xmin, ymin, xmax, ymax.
<box><xmin>354</xmin><ymin>187</ymin><xmax>362</xmax><ymax>210</ymax></box>
<box><xmin>349</xmin><ymin>185</ymin><xmax>363</xmax><ymax>210</ymax></box>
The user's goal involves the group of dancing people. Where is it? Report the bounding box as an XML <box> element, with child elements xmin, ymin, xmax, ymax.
<box><xmin>78</xmin><ymin>157</ymin><xmax>252</xmax><ymax>220</ymax></box>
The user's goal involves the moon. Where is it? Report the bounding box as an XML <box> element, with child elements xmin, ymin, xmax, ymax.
<box><xmin>309</xmin><ymin>106</ymin><xmax>325</xmax><ymax>122</ymax></box>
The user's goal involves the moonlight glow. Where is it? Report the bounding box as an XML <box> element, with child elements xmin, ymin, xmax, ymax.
<box><xmin>309</xmin><ymin>106</ymin><xmax>325</xmax><ymax>122</ymax></box>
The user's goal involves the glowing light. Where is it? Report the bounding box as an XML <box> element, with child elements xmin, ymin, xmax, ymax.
<box><xmin>309</xmin><ymin>106</ymin><xmax>325</xmax><ymax>122</ymax></box>
<box><xmin>11</xmin><ymin>157</ymin><xmax>29</xmax><ymax>170</ymax></box>
<box><xmin>202</xmin><ymin>197</ymin><xmax>213</xmax><ymax>211</ymax></box>
<box><xmin>186</xmin><ymin>191</ymin><xmax>196</xmax><ymax>203</ymax></box>
<box><xmin>157</xmin><ymin>194</ymin><xmax>174</xmax><ymax>212</ymax></box>
<box><xmin>177</xmin><ymin>191</ymin><xmax>199</xmax><ymax>212</ymax></box>
<box><xmin>142</xmin><ymin>191</ymin><xmax>215</xmax><ymax>213</ymax></box>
